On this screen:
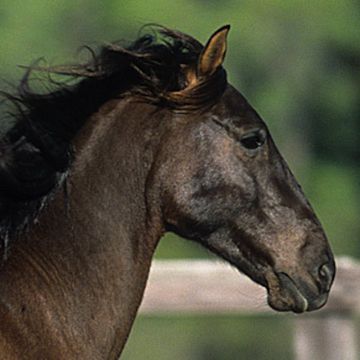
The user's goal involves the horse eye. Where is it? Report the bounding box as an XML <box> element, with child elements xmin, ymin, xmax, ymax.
<box><xmin>240</xmin><ymin>130</ymin><xmax>266</xmax><ymax>150</ymax></box>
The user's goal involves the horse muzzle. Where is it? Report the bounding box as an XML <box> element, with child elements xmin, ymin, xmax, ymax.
<box><xmin>265</xmin><ymin>261</ymin><xmax>335</xmax><ymax>313</ymax></box>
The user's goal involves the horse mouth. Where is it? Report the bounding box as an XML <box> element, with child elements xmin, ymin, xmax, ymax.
<box><xmin>265</xmin><ymin>272</ymin><xmax>329</xmax><ymax>314</ymax></box>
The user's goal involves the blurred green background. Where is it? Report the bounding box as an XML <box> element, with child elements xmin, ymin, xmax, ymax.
<box><xmin>0</xmin><ymin>1</ymin><xmax>358</xmax><ymax>359</ymax></box>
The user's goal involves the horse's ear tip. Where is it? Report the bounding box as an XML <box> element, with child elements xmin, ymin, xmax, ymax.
<box><xmin>218</xmin><ymin>24</ymin><xmax>231</xmax><ymax>34</ymax></box>
<box><xmin>209</xmin><ymin>25</ymin><xmax>230</xmax><ymax>43</ymax></box>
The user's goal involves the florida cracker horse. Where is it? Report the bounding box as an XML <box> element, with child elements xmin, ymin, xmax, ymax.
<box><xmin>0</xmin><ymin>26</ymin><xmax>335</xmax><ymax>359</ymax></box>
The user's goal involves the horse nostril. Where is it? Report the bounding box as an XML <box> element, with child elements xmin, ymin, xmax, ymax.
<box><xmin>318</xmin><ymin>263</ymin><xmax>334</xmax><ymax>292</ymax></box>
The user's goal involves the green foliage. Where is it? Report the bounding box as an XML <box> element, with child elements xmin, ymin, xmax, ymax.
<box><xmin>307</xmin><ymin>162</ymin><xmax>360</xmax><ymax>257</ymax></box>
<box><xmin>122</xmin><ymin>315</ymin><xmax>293</xmax><ymax>360</ymax></box>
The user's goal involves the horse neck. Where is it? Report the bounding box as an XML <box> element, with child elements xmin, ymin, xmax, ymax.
<box><xmin>69</xmin><ymin>97</ymin><xmax>166</xmax><ymax>258</ymax></box>
<box><xmin>3</xmin><ymin>97</ymin><xmax>167</xmax><ymax>357</ymax></box>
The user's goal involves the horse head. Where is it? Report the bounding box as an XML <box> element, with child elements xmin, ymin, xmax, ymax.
<box><xmin>157</xmin><ymin>26</ymin><xmax>335</xmax><ymax>313</ymax></box>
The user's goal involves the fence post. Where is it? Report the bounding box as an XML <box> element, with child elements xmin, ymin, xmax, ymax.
<box><xmin>294</xmin><ymin>313</ymin><xmax>358</xmax><ymax>360</ymax></box>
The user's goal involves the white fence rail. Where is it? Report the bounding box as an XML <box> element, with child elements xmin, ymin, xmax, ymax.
<box><xmin>140</xmin><ymin>257</ymin><xmax>360</xmax><ymax>360</ymax></box>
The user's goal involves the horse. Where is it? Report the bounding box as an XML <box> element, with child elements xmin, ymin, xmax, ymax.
<box><xmin>0</xmin><ymin>25</ymin><xmax>335</xmax><ymax>359</ymax></box>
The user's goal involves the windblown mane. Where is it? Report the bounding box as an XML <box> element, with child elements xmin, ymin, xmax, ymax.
<box><xmin>0</xmin><ymin>27</ymin><xmax>227</xmax><ymax>247</ymax></box>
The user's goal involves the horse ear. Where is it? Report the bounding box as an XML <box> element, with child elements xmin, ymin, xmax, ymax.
<box><xmin>197</xmin><ymin>25</ymin><xmax>230</xmax><ymax>78</ymax></box>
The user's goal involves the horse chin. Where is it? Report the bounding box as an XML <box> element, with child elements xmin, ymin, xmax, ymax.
<box><xmin>267</xmin><ymin>287</ymin><xmax>309</xmax><ymax>314</ymax></box>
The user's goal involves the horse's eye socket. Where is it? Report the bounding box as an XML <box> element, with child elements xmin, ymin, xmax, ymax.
<box><xmin>240</xmin><ymin>130</ymin><xmax>266</xmax><ymax>150</ymax></box>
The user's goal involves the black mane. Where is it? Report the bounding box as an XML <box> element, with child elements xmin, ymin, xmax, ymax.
<box><xmin>0</xmin><ymin>27</ymin><xmax>227</xmax><ymax>245</ymax></box>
